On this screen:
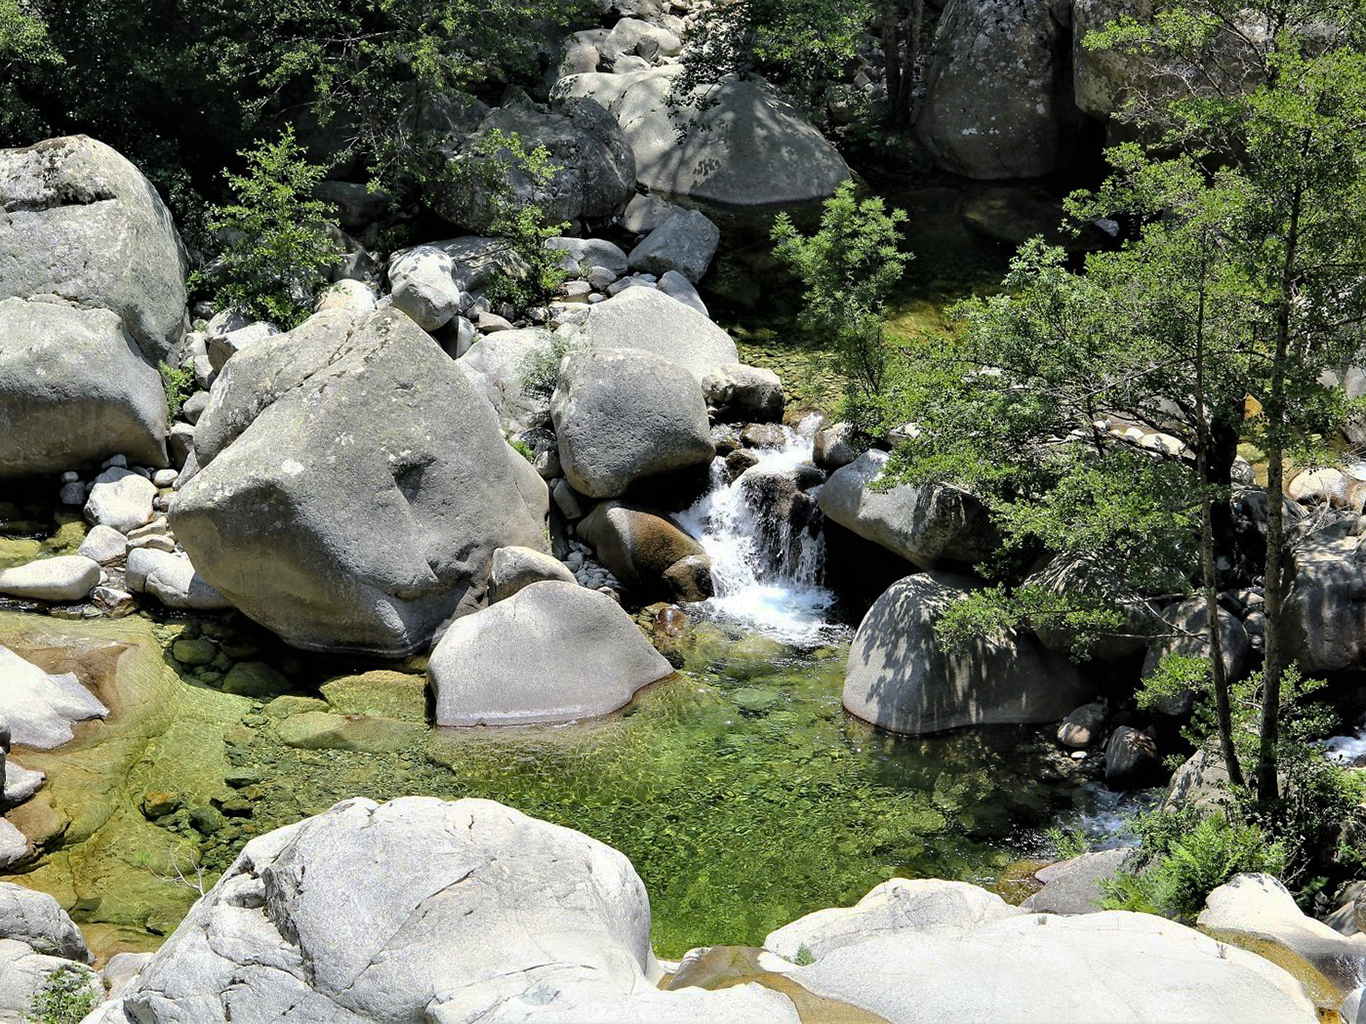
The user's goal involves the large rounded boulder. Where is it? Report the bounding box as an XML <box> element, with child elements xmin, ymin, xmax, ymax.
<box><xmin>918</xmin><ymin>0</ymin><xmax>1083</xmax><ymax>179</ymax></box>
<box><xmin>435</xmin><ymin>98</ymin><xmax>636</xmax><ymax>231</ymax></box>
<box><xmin>580</xmin><ymin>285</ymin><xmax>740</xmax><ymax>381</ymax></box>
<box><xmin>0</xmin><ymin>136</ymin><xmax>188</xmax><ymax>360</ymax></box>
<box><xmin>844</xmin><ymin>572</ymin><xmax>1092</xmax><ymax>734</ymax></box>
<box><xmin>550</xmin><ymin>347</ymin><xmax>714</xmax><ymax>499</ymax></box>
<box><xmin>170</xmin><ymin>307</ymin><xmax>548</xmax><ymax>655</ymax></box>
<box><xmin>0</xmin><ymin>298</ymin><xmax>167</xmax><ymax>475</ymax></box>
<box><xmin>554</xmin><ymin>66</ymin><xmax>850</xmax><ymax>208</ymax></box>
<box><xmin>429</xmin><ymin>580</ymin><xmax>674</xmax><ymax>726</ymax></box>
<box><xmin>818</xmin><ymin>450</ymin><xmax>998</xmax><ymax>570</ymax></box>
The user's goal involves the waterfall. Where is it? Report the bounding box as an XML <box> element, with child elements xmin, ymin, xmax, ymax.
<box><xmin>676</xmin><ymin>416</ymin><xmax>839</xmax><ymax>644</ymax></box>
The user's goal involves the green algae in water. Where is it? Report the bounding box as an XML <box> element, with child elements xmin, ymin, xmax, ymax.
<box><xmin>188</xmin><ymin>642</ymin><xmax>1085</xmax><ymax>958</ymax></box>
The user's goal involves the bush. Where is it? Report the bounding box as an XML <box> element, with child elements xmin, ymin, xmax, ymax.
<box><xmin>1100</xmin><ymin>810</ymin><xmax>1285</xmax><ymax>921</ymax></box>
<box><xmin>27</xmin><ymin>965</ymin><xmax>97</xmax><ymax>1024</ymax></box>
<box><xmin>519</xmin><ymin>334</ymin><xmax>590</xmax><ymax>404</ymax></box>
<box><xmin>202</xmin><ymin>127</ymin><xmax>340</xmax><ymax>329</ymax></box>
<box><xmin>158</xmin><ymin>362</ymin><xmax>195</xmax><ymax>420</ymax></box>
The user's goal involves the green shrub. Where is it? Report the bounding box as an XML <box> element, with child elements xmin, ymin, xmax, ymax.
<box><xmin>158</xmin><ymin>362</ymin><xmax>195</xmax><ymax>420</ymax></box>
<box><xmin>202</xmin><ymin>127</ymin><xmax>340</xmax><ymax>329</ymax></box>
<box><xmin>27</xmin><ymin>965</ymin><xmax>97</xmax><ymax>1024</ymax></box>
<box><xmin>1100</xmin><ymin>811</ymin><xmax>1285</xmax><ymax>922</ymax></box>
<box><xmin>518</xmin><ymin>334</ymin><xmax>590</xmax><ymax>404</ymax></box>
<box><xmin>509</xmin><ymin>438</ymin><xmax>535</xmax><ymax>462</ymax></box>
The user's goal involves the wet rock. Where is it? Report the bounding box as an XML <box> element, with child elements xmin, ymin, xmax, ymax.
<box><xmin>551</xmin><ymin>348</ymin><xmax>714</xmax><ymax>499</ymax></box>
<box><xmin>430</xmin><ymin>581</ymin><xmax>673</xmax><ymax>726</ymax></box>
<box><xmin>1104</xmin><ymin>726</ymin><xmax>1164</xmax><ymax>789</ymax></box>
<box><xmin>844</xmin><ymin>572</ymin><xmax>1092</xmax><ymax>735</ymax></box>
<box><xmin>221</xmin><ymin>662</ymin><xmax>289</xmax><ymax>699</ymax></box>
<box><xmin>141</xmin><ymin>791</ymin><xmax>182</xmax><ymax>818</ymax></box>
<box><xmin>725</xmin><ymin>449</ymin><xmax>761</xmax><ymax>481</ymax></box>
<box><xmin>813</xmin><ymin>421</ymin><xmax>858</xmax><ymax>471</ymax></box>
<box><xmin>170</xmin><ymin>637</ymin><xmax>216</xmax><ymax>667</ymax></box>
<box><xmin>275</xmin><ymin>712</ymin><xmax>421</xmax><ymax>754</ymax></box>
<box><xmin>739</xmin><ymin>423</ymin><xmax>787</xmax><ymax>449</ymax></box>
<box><xmin>578</xmin><ymin>502</ymin><xmax>713</xmax><ymax>602</ymax></box>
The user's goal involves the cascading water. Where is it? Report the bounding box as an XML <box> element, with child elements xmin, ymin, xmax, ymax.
<box><xmin>676</xmin><ymin>415</ymin><xmax>841</xmax><ymax>644</ymax></box>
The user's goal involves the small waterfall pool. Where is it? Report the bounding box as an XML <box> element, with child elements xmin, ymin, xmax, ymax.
<box><xmin>676</xmin><ymin>416</ymin><xmax>844</xmax><ymax>645</ymax></box>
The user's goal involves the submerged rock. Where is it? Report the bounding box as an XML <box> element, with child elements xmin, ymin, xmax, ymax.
<box><xmin>429</xmin><ymin>581</ymin><xmax>674</xmax><ymax>726</ymax></box>
<box><xmin>844</xmin><ymin>572</ymin><xmax>1092</xmax><ymax>735</ymax></box>
<box><xmin>172</xmin><ymin>307</ymin><xmax>548</xmax><ymax>654</ymax></box>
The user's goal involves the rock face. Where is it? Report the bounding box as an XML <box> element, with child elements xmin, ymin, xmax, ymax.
<box><xmin>792</xmin><ymin>911</ymin><xmax>1317</xmax><ymax>1023</ymax></box>
<box><xmin>436</xmin><ymin>99</ymin><xmax>636</xmax><ymax>231</ymax></box>
<box><xmin>580</xmin><ymin>286</ymin><xmax>740</xmax><ymax>380</ymax></box>
<box><xmin>918</xmin><ymin>0</ymin><xmax>1083</xmax><ymax>179</ymax></box>
<box><xmin>0</xmin><ymin>298</ymin><xmax>167</xmax><ymax>476</ymax></box>
<box><xmin>818</xmin><ymin>451</ymin><xmax>998</xmax><ymax>569</ymax></box>
<box><xmin>578</xmin><ymin>501</ymin><xmax>713</xmax><ymax>602</ymax></box>
<box><xmin>0</xmin><ymin>644</ymin><xmax>107</xmax><ymax>749</ymax></box>
<box><xmin>765</xmin><ymin>879</ymin><xmax>1023</xmax><ymax>962</ymax></box>
<box><xmin>0</xmin><ymin>136</ymin><xmax>188</xmax><ymax>361</ymax></box>
<box><xmin>1199</xmin><ymin>873</ymin><xmax>1366</xmax><ymax>1009</ymax></box>
<box><xmin>171</xmin><ymin>307</ymin><xmax>548</xmax><ymax>655</ymax></box>
<box><xmin>844</xmin><ymin>572</ymin><xmax>1092</xmax><ymax>735</ymax></box>
<box><xmin>104</xmin><ymin>797</ymin><xmax>794</xmax><ymax>1024</ymax></box>
<box><xmin>429</xmin><ymin>581</ymin><xmax>673</xmax><ymax>726</ymax></box>
<box><xmin>553</xmin><ymin>67</ymin><xmax>850</xmax><ymax>207</ymax></box>
<box><xmin>1281</xmin><ymin>527</ymin><xmax>1366</xmax><ymax>673</ymax></box>
<box><xmin>84</xmin><ymin>467</ymin><xmax>156</xmax><ymax>533</ymax></box>
<box><xmin>551</xmin><ymin>347</ymin><xmax>714</xmax><ymax>499</ymax></box>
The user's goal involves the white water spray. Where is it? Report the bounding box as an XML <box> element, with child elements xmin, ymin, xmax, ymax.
<box><xmin>676</xmin><ymin>416</ymin><xmax>839</xmax><ymax>644</ymax></box>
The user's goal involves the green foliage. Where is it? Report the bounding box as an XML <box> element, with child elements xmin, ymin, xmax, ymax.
<box><xmin>26</xmin><ymin>965</ymin><xmax>96</xmax><ymax>1024</ymax></box>
<box><xmin>0</xmin><ymin>0</ymin><xmax>61</xmax><ymax>140</ymax></box>
<box><xmin>1045</xmin><ymin>826</ymin><xmax>1092</xmax><ymax>861</ymax></box>
<box><xmin>1100</xmin><ymin>810</ymin><xmax>1285</xmax><ymax>921</ymax></box>
<box><xmin>509</xmin><ymin>438</ymin><xmax>535</xmax><ymax>462</ymax></box>
<box><xmin>465</xmin><ymin>129</ymin><xmax>569</xmax><ymax>310</ymax></box>
<box><xmin>791</xmin><ymin>944</ymin><xmax>817</xmax><ymax>966</ymax></box>
<box><xmin>519</xmin><ymin>333</ymin><xmax>589</xmax><ymax>404</ymax></box>
<box><xmin>772</xmin><ymin>181</ymin><xmax>910</xmax><ymax>435</ymax></box>
<box><xmin>158</xmin><ymin>361</ymin><xmax>195</xmax><ymax>420</ymax></box>
<box><xmin>203</xmin><ymin>127</ymin><xmax>339</xmax><ymax>329</ymax></box>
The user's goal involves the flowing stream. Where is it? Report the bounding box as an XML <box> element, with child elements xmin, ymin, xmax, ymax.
<box><xmin>677</xmin><ymin>415</ymin><xmax>841</xmax><ymax>645</ymax></box>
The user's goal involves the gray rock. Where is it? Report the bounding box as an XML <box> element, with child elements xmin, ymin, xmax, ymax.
<box><xmin>918</xmin><ymin>0</ymin><xmax>1082</xmax><ymax>179</ymax></box>
<box><xmin>1022</xmin><ymin>848</ymin><xmax>1134</xmax><ymax>915</ymax></box>
<box><xmin>844</xmin><ymin>572</ymin><xmax>1092</xmax><ymax>735</ymax></box>
<box><xmin>813</xmin><ymin>421</ymin><xmax>858</xmax><ymax>471</ymax></box>
<box><xmin>554</xmin><ymin>68</ymin><xmax>849</xmax><ymax>208</ymax></box>
<box><xmin>1282</xmin><ymin>528</ymin><xmax>1366</xmax><ymax>673</ymax></box>
<box><xmin>315</xmin><ymin>278</ymin><xmax>377</xmax><ymax>316</ymax></box>
<box><xmin>0</xmin><ymin>555</ymin><xmax>100</xmax><ymax>602</ymax></box>
<box><xmin>0</xmin><ymin>136</ymin><xmax>188</xmax><ymax>361</ymax></box>
<box><xmin>172</xmin><ymin>307</ymin><xmax>548</xmax><ymax>655</ymax></box>
<box><xmin>84</xmin><ymin>466</ymin><xmax>156</xmax><ymax>533</ymax></box>
<box><xmin>1142</xmin><ymin>597</ymin><xmax>1250</xmax><ymax>715</ymax></box>
<box><xmin>545</xmin><ymin>237</ymin><xmax>629</xmax><ymax>275</ymax></box>
<box><xmin>603</xmin><ymin>16</ymin><xmax>682</xmax><ymax>61</ymax></box>
<box><xmin>76</xmin><ymin>524</ymin><xmax>128</xmax><ymax>564</ymax></box>
<box><xmin>702</xmin><ymin>363</ymin><xmax>784</xmax><ymax>423</ymax></box>
<box><xmin>314</xmin><ymin>180</ymin><xmax>390</xmax><ymax>230</ymax></box>
<box><xmin>578</xmin><ymin>501</ymin><xmax>713</xmax><ymax>602</ymax></box>
<box><xmin>765</xmin><ymin>879</ymin><xmax>1022</xmax><ymax>962</ymax></box>
<box><xmin>2</xmin><ymin>762</ymin><xmax>44</xmax><ymax>806</ymax></box>
<box><xmin>1104</xmin><ymin>725</ymin><xmax>1164</xmax><ymax>789</ymax></box>
<box><xmin>109</xmin><ymin>797</ymin><xmax>788</xmax><ymax>1024</ymax></box>
<box><xmin>0</xmin><ymin>298</ymin><xmax>168</xmax><ymax>476</ymax></box>
<box><xmin>430</xmin><ymin>581</ymin><xmax>673</xmax><ymax>725</ymax></box>
<box><xmin>622</xmin><ymin>193</ymin><xmax>679</xmax><ymax>234</ymax></box>
<box><xmin>388</xmin><ymin>245</ymin><xmax>465</xmax><ymax>331</ymax></box>
<box><xmin>553</xmin><ymin>478</ymin><xmax>587</xmax><ymax>520</ymax></box>
<box><xmin>1056</xmin><ymin>701</ymin><xmax>1106</xmax><ymax>749</ymax></box>
<box><xmin>1029</xmin><ymin>553</ymin><xmax>1159</xmax><ymax>661</ymax></box>
<box><xmin>581</xmin><ymin>285</ymin><xmax>739</xmax><ymax>380</ymax></box>
<box><xmin>206</xmin><ymin>320</ymin><xmax>278</xmax><ymax>373</ymax></box>
<box><xmin>458</xmin><ymin>328</ymin><xmax>558</xmax><ymax>432</ymax></box>
<box><xmin>124</xmin><ymin>549</ymin><xmax>232</xmax><ymax>611</ymax></box>
<box><xmin>0</xmin><ymin>643</ymin><xmax>108</xmax><ymax>748</ymax></box>
<box><xmin>102</xmin><ymin>951</ymin><xmax>155</xmax><ymax>1000</ymax></box>
<box><xmin>790</xmin><ymin>910</ymin><xmax>1317</xmax><ymax>1022</ymax></box>
<box><xmin>819</xmin><ymin>451</ymin><xmax>998</xmax><ymax>569</ymax></box>
<box><xmin>436</xmin><ymin>99</ymin><xmax>636</xmax><ymax>231</ymax></box>
<box><xmin>0</xmin><ymin>823</ymin><xmax>24</xmax><ymax>871</ymax></box>
<box><xmin>0</xmin><ymin>881</ymin><xmax>91</xmax><ymax>962</ymax></box>
<box><xmin>627</xmin><ymin>209</ymin><xmax>720</xmax><ymax>283</ymax></box>
<box><xmin>551</xmin><ymin>347</ymin><xmax>714</xmax><ymax>499</ymax></box>
<box><xmin>488</xmin><ymin>546</ymin><xmax>577</xmax><ymax>603</ymax></box>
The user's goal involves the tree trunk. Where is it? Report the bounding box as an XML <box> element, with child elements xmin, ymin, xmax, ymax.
<box><xmin>882</xmin><ymin>0</ymin><xmax>905</xmax><ymax>124</ymax></box>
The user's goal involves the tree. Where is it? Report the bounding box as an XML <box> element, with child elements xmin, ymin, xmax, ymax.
<box><xmin>771</xmin><ymin>181</ymin><xmax>910</xmax><ymax>435</ymax></box>
<box><xmin>204</xmin><ymin>127</ymin><xmax>340</xmax><ymax>328</ymax></box>
<box><xmin>1090</xmin><ymin>0</ymin><xmax>1366</xmax><ymax>803</ymax></box>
